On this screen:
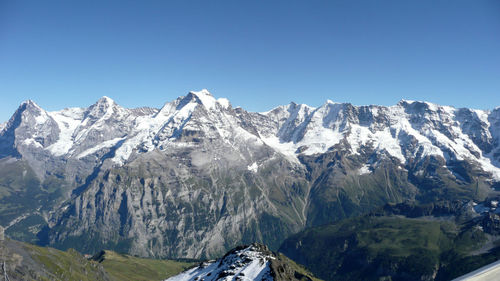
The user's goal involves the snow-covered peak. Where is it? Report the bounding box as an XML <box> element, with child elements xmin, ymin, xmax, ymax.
<box><xmin>96</xmin><ymin>96</ymin><xmax>115</xmax><ymax>105</ymax></box>
<box><xmin>261</xmin><ymin>102</ymin><xmax>314</xmax><ymax>118</ymax></box>
<box><xmin>325</xmin><ymin>99</ymin><xmax>339</xmax><ymax>105</ymax></box>
<box><xmin>399</xmin><ymin>99</ymin><xmax>416</xmax><ymax>104</ymax></box>
<box><xmin>90</xmin><ymin>96</ymin><xmax>119</xmax><ymax>111</ymax></box>
<box><xmin>14</xmin><ymin>99</ymin><xmax>53</xmax><ymax>126</ymax></box>
<box><xmin>189</xmin><ymin>89</ymin><xmax>216</xmax><ymax>110</ymax></box>
<box><xmin>186</xmin><ymin>89</ymin><xmax>230</xmax><ymax>110</ymax></box>
<box><xmin>165</xmin><ymin>244</ymin><xmax>274</xmax><ymax>281</ymax></box>
<box><xmin>85</xmin><ymin>96</ymin><xmax>126</xmax><ymax>121</ymax></box>
<box><xmin>397</xmin><ymin>99</ymin><xmax>454</xmax><ymax>113</ymax></box>
<box><xmin>20</xmin><ymin>99</ymin><xmax>42</xmax><ymax>109</ymax></box>
<box><xmin>190</xmin><ymin>88</ymin><xmax>212</xmax><ymax>97</ymax></box>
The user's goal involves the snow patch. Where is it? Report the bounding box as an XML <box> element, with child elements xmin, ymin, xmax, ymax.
<box><xmin>247</xmin><ymin>162</ymin><xmax>258</xmax><ymax>173</ymax></box>
<box><xmin>217</xmin><ymin>98</ymin><xmax>230</xmax><ymax>109</ymax></box>
<box><xmin>77</xmin><ymin>137</ymin><xmax>126</xmax><ymax>159</ymax></box>
<box><xmin>358</xmin><ymin>164</ymin><xmax>371</xmax><ymax>175</ymax></box>
<box><xmin>261</xmin><ymin>135</ymin><xmax>299</xmax><ymax>162</ymax></box>
<box><xmin>23</xmin><ymin>138</ymin><xmax>43</xmax><ymax>148</ymax></box>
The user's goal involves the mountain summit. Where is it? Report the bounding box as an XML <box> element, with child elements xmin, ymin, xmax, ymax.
<box><xmin>165</xmin><ymin>243</ymin><xmax>319</xmax><ymax>281</ymax></box>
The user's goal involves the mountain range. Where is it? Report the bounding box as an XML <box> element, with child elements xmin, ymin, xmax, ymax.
<box><xmin>1</xmin><ymin>89</ymin><xmax>499</xmax><ymax>259</ymax></box>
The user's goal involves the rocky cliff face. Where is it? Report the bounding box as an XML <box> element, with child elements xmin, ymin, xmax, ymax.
<box><xmin>1</xmin><ymin>90</ymin><xmax>499</xmax><ymax>258</ymax></box>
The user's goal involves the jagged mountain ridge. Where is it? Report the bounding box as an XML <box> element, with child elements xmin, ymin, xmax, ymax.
<box><xmin>1</xmin><ymin>89</ymin><xmax>500</xmax><ymax>258</ymax></box>
<box><xmin>3</xmin><ymin>90</ymin><xmax>499</xmax><ymax>174</ymax></box>
<box><xmin>2</xmin><ymin>90</ymin><xmax>500</xmax><ymax>180</ymax></box>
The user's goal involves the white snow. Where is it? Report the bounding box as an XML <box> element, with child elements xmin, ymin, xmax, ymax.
<box><xmin>165</xmin><ymin>245</ymin><xmax>272</xmax><ymax>281</ymax></box>
<box><xmin>23</xmin><ymin>138</ymin><xmax>43</xmax><ymax>148</ymax></box>
<box><xmin>6</xmin><ymin>91</ymin><xmax>500</xmax><ymax>182</ymax></box>
<box><xmin>34</xmin><ymin>111</ymin><xmax>50</xmax><ymax>125</ymax></box>
<box><xmin>247</xmin><ymin>162</ymin><xmax>258</xmax><ymax>173</ymax></box>
<box><xmin>191</xmin><ymin>89</ymin><xmax>217</xmax><ymax>110</ymax></box>
<box><xmin>217</xmin><ymin>98</ymin><xmax>230</xmax><ymax>109</ymax></box>
<box><xmin>46</xmin><ymin>108</ymin><xmax>85</xmax><ymax>156</ymax></box>
<box><xmin>358</xmin><ymin>164</ymin><xmax>371</xmax><ymax>175</ymax></box>
<box><xmin>77</xmin><ymin>137</ymin><xmax>126</xmax><ymax>159</ymax></box>
<box><xmin>261</xmin><ymin>135</ymin><xmax>299</xmax><ymax>162</ymax></box>
<box><xmin>400</xmin><ymin>99</ymin><xmax>416</xmax><ymax>104</ymax></box>
<box><xmin>348</xmin><ymin>125</ymin><xmax>406</xmax><ymax>162</ymax></box>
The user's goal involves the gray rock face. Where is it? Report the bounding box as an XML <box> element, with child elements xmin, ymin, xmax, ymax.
<box><xmin>1</xmin><ymin>90</ymin><xmax>500</xmax><ymax>258</ymax></box>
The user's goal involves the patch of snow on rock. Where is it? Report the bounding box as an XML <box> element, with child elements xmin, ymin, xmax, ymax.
<box><xmin>358</xmin><ymin>164</ymin><xmax>371</xmax><ymax>175</ymax></box>
<box><xmin>77</xmin><ymin>137</ymin><xmax>126</xmax><ymax>159</ymax></box>
<box><xmin>247</xmin><ymin>162</ymin><xmax>258</xmax><ymax>173</ymax></box>
<box><xmin>165</xmin><ymin>244</ymin><xmax>273</xmax><ymax>281</ymax></box>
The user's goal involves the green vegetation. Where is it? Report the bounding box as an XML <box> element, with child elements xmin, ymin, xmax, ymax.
<box><xmin>1</xmin><ymin>238</ymin><xmax>196</xmax><ymax>281</ymax></box>
<box><xmin>279</xmin><ymin>215</ymin><xmax>490</xmax><ymax>281</ymax></box>
<box><xmin>26</xmin><ymin>244</ymin><xmax>110</xmax><ymax>281</ymax></box>
<box><xmin>0</xmin><ymin>159</ymin><xmax>65</xmax><ymax>243</ymax></box>
<box><xmin>272</xmin><ymin>252</ymin><xmax>324</xmax><ymax>281</ymax></box>
<box><xmin>93</xmin><ymin>250</ymin><xmax>196</xmax><ymax>281</ymax></box>
<box><xmin>0</xmin><ymin>160</ymin><xmax>42</xmax><ymax>225</ymax></box>
<box><xmin>5</xmin><ymin>214</ymin><xmax>46</xmax><ymax>243</ymax></box>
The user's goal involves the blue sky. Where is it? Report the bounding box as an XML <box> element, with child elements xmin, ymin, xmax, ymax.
<box><xmin>1</xmin><ymin>0</ymin><xmax>499</xmax><ymax>122</ymax></box>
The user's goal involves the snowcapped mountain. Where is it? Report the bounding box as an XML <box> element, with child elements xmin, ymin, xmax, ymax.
<box><xmin>1</xmin><ymin>89</ymin><xmax>500</xmax><ymax>258</ymax></box>
<box><xmin>3</xmin><ymin>90</ymin><xmax>499</xmax><ymax>180</ymax></box>
<box><xmin>165</xmin><ymin>243</ymin><xmax>318</xmax><ymax>281</ymax></box>
<box><xmin>166</xmin><ymin>244</ymin><xmax>274</xmax><ymax>281</ymax></box>
<box><xmin>259</xmin><ymin>99</ymin><xmax>500</xmax><ymax>179</ymax></box>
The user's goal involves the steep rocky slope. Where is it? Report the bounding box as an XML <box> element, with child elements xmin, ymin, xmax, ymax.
<box><xmin>1</xmin><ymin>90</ymin><xmax>499</xmax><ymax>258</ymax></box>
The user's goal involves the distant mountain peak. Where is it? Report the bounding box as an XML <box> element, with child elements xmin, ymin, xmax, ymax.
<box><xmin>398</xmin><ymin>99</ymin><xmax>416</xmax><ymax>105</ymax></box>
<box><xmin>325</xmin><ymin>99</ymin><xmax>338</xmax><ymax>105</ymax></box>
<box><xmin>96</xmin><ymin>96</ymin><xmax>115</xmax><ymax>105</ymax></box>
<box><xmin>85</xmin><ymin>96</ymin><xmax>122</xmax><ymax>119</ymax></box>
<box><xmin>183</xmin><ymin>89</ymin><xmax>230</xmax><ymax>110</ymax></box>
<box><xmin>189</xmin><ymin>88</ymin><xmax>212</xmax><ymax>97</ymax></box>
<box><xmin>21</xmin><ymin>99</ymin><xmax>41</xmax><ymax>108</ymax></box>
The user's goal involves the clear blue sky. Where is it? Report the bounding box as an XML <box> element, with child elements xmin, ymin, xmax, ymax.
<box><xmin>1</xmin><ymin>0</ymin><xmax>499</xmax><ymax>122</ymax></box>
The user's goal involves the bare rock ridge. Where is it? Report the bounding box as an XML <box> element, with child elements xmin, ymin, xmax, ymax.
<box><xmin>0</xmin><ymin>89</ymin><xmax>499</xmax><ymax>258</ymax></box>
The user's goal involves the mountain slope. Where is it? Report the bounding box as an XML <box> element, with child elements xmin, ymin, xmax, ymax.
<box><xmin>279</xmin><ymin>198</ymin><xmax>500</xmax><ymax>281</ymax></box>
<box><xmin>91</xmin><ymin>250</ymin><xmax>195</xmax><ymax>281</ymax></box>
<box><xmin>165</xmin><ymin>243</ymin><xmax>320</xmax><ymax>281</ymax></box>
<box><xmin>1</xmin><ymin>90</ymin><xmax>499</xmax><ymax>258</ymax></box>
<box><xmin>0</xmin><ymin>231</ymin><xmax>194</xmax><ymax>281</ymax></box>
